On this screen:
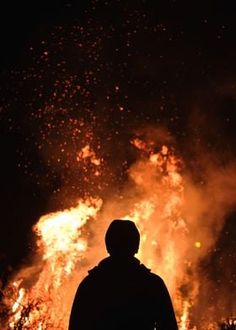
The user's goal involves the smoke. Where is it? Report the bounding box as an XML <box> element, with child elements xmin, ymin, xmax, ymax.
<box><xmin>94</xmin><ymin>127</ymin><xmax>236</xmax><ymax>327</ymax></box>
<box><xmin>184</xmin><ymin>159</ymin><xmax>236</xmax><ymax>324</ymax></box>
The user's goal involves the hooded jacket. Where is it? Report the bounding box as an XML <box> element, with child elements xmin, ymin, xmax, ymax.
<box><xmin>69</xmin><ymin>256</ymin><xmax>178</xmax><ymax>330</ymax></box>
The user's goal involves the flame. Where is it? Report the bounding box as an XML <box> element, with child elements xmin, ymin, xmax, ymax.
<box><xmin>2</xmin><ymin>197</ymin><xmax>102</xmax><ymax>329</ymax></box>
<box><xmin>179</xmin><ymin>300</ymin><xmax>190</xmax><ymax>330</ymax></box>
<box><xmin>76</xmin><ymin>145</ymin><xmax>101</xmax><ymax>166</ymax></box>
<box><xmin>12</xmin><ymin>287</ymin><xmax>25</xmax><ymax>313</ymax></box>
<box><xmin>34</xmin><ymin>197</ymin><xmax>102</xmax><ymax>281</ymax></box>
<box><xmin>0</xmin><ymin>141</ymin><xmax>233</xmax><ymax>329</ymax></box>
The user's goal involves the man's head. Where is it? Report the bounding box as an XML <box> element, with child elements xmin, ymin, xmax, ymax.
<box><xmin>105</xmin><ymin>219</ymin><xmax>140</xmax><ymax>257</ymax></box>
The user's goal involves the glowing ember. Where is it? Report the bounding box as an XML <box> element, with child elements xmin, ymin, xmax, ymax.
<box><xmin>194</xmin><ymin>241</ymin><xmax>201</xmax><ymax>249</ymax></box>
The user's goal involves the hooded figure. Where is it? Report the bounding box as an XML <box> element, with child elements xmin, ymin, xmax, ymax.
<box><xmin>69</xmin><ymin>220</ymin><xmax>178</xmax><ymax>330</ymax></box>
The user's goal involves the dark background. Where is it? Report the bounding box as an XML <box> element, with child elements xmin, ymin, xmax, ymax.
<box><xmin>0</xmin><ymin>0</ymin><xmax>235</xmax><ymax>304</ymax></box>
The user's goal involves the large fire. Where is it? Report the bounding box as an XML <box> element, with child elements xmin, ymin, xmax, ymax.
<box><xmin>0</xmin><ymin>138</ymin><xmax>235</xmax><ymax>329</ymax></box>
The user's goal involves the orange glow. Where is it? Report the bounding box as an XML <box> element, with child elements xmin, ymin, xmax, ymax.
<box><xmin>131</xmin><ymin>137</ymin><xmax>147</xmax><ymax>150</ymax></box>
<box><xmin>195</xmin><ymin>241</ymin><xmax>201</xmax><ymax>249</ymax></box>
<box><xmin>76</xmin><ymin>145</ymin><xmax>101</xmax><ymax>166</ymax></box>
<box><xmin>179</xmin><ymin>300</ymin><xmax>190</xmax><ymax>330</ymax></box>
<box><xmin>3</xmin><ymin>198</ymin><xmax>102</xmax><ymax>329</ymax></box>
<box><xmin>0</xmin><ymin>137</ymin><xmax>231</xmax><ymax>330</ymax></box>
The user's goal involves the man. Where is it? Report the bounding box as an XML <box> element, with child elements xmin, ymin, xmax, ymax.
<box><xmin>69</xmin><ymin>219</ymin><xmax>178</xmax><ymax>330</ymax></box>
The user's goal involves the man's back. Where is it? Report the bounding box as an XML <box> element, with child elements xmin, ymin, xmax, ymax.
<box><xmin>69</xmin><ymin>256</ymin><xmax>178</xmax><ymax>330</ymax></box>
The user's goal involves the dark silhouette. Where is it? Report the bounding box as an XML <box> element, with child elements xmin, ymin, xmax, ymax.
<box><xmin>69</xmin><ymin>219</ymin><xmax>178</xmax><ymax>330</ymax></box>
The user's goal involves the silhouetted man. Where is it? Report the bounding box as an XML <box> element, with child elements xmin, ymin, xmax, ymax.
<box><xmin>69</xmin><ymin>219</ymin><xmax>178</xmax><ymax>330</ymax></box>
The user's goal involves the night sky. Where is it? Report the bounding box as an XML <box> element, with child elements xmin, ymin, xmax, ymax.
<box><xmin>0</xmin><ymin>0</ymin><xmax>236</xmax><ymax>302</ymax></box>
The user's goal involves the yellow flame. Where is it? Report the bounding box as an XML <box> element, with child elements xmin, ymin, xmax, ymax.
<box><xmin>5</xmin><ymin>197</ymin><xmax>102</xmax><ymax>329</ymax></box>
<box><xmin>179</xmin><ymin>300</ymin><xmax>190</xmax><ymax>330</ymax></box>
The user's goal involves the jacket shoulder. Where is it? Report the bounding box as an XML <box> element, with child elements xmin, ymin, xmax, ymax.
<box><xmin>146</xmin><ymin>271</ymin><xmax>167</xmax><ymax>290</ymax></box>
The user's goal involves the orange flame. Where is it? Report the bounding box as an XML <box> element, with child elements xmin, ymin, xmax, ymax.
<box><xmin>1</xmin><ymin>140</ymin><xmax>232</xmax><ymax>330</ymax></box>
<box><xmin>3</xmin><ymin>197</ymin><xmax>102</xmax><ymax>329</ymax></box>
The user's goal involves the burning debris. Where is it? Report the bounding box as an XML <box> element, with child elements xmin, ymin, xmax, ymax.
<box><xmin>219</xmin><ymin>318</ymin><xmax>236</xmax><ymax>330</ymax></box>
